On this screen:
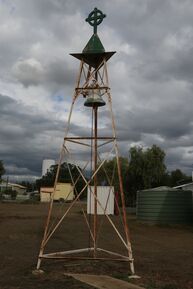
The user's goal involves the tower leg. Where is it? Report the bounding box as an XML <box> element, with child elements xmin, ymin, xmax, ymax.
<box><xmin>36</xmin><ymin>256</ymin><xmax>42</xmax><ymax>270</ymax></box>
<box><xmin>35</xmin><ymin>60</ymin><xmax>84</xmax><ymax>271</ymax></box>
<box><xmin>107</xmin><ymin>91</ymin><xmax>136</xmax><ymax>277</ymax></box>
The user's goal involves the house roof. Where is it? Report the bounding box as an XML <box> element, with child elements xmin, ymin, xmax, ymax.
<box><xmin>140</xmin><ymin>186</ymin><xmax>179</xmax><ymax>192</ymax></box>
<box><xmin>40</xmin><ymin>187</ymin><xmax>53</xmax><ymax>193</ymax></box>
<box><xmin>0</xmin><ymin>182</ymin><xmax>26</xmax><ymax>189</ymax></box>
<box><xmin>9</xmin><ymin>183</ymin><xmax>26</xmax><ymax>189</ymax></box>
<box><xmin>173</xmin><ymin>182</ymin><xmax>193</xmax><ymax>189</ymax></box>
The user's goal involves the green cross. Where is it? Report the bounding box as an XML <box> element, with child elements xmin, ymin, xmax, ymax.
<box><xmin>86</xmin><ymin>7</ymin><xmax>106</xmax><ymax>34</ymax></box>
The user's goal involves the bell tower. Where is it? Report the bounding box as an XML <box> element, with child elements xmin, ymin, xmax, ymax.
<box><xmin>36</xmin><ymin>7</ymin><xmax>137</xmax><ymax>278</ymax></box>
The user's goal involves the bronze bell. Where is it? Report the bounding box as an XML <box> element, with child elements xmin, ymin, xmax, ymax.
<box><xmin>84</xmin><ymin>87</ymin><xmax>106</xmax><ymax>107</ymax></box>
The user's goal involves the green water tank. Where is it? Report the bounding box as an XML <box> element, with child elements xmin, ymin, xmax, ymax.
<box><xmin>137</xmin><ymin>186</ymin><xmax>193</xmax><ymax>224</ymax></box>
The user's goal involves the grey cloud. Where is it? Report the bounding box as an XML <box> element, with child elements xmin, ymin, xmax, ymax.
<box><xmin>12</xmin><ymin>57</ymin><xmax>76</xmax><ymax>88</ymax></box>
<box><xmin>46</xmin><ymin>59</ymin><xmax>76</xmax><ymax>87</ymax></box>
<box><xmin>12</xmin><ymin>58</ymin><xmax>45</xmax><ymax>87</ymax></box>
<box><xmin>1</xmin><ymin>0</ymin><xmax>193</xmax><ymax>177</ymax></box>
<box><xmin>165</xmin><ymin>147</ymin><xmax>193</xmax><ymax>173</ymax></box>
<box><xmin>163</xmin><ymin>48</ymin><xmax>193</xmax><ymax>83</ymax></box>
<box><xmin>0</xmin><ymin>94</ymin><xmax>90</xmax><ymax>176</ymax></box>
<box><xmin>113</xmin><ymin>104</ymin><xmax>193</xmax><ymax>141</ymax></box>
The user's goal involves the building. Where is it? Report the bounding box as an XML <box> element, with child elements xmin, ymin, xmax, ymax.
<box><xmin>87</xmin><ymin>186</ymin><xmax>114</xmax><ymax>215</ymax></box>
<box><xmin>40</xmin><ymin>183</ymin><xmax>74</xmax><ymax>202</ymax></box>
<box><xmin>173</xmin><ymin>182</ymin><xmax>193</xmax><ymax>192</ymax></box>
<box><xmin>10</xmin><ymin>183</ymin><xmax>27</xmax><ymax>194</ymax></box>
<box><xmin>42</xmin><ymin>159</ymin><xmax>55</xmax><ymax>176</ymax></box>
<box><xmin>0</xmin><ymin>182</ymin><xmax>26</xmax><ymax>194</ymax></box>
<box><xmin>173</xmin><ymin>182</ymin><xmax>193</xmax><ymax>205</ymax></box>
<box><xmin>0</xmin><ymin>182</ymin><xmax>27</xmax><ymax>201</ymax></box>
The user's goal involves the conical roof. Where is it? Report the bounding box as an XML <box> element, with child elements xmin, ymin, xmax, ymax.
<box><xmin>83</xmin><ymin>34</ymin><xmax>105</xmax><ymax>54</ymax></box>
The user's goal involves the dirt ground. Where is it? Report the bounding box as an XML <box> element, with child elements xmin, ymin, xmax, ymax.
<box><xmin>0</xmin><ymin>202</ymin><xmax>192</xmax><ymax>289</ymax></box>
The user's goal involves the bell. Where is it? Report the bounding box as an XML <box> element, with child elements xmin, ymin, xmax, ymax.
<box><xmin>84</xmin><ymin>88</ymin><xmax>106</xmax><ymax>107</ymax></box>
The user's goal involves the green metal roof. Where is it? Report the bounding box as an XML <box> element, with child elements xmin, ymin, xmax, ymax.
<box><xmin>70</xmin><ymin>51</ymin><xmax>115</xmax><ymax>68</ymax></box>
<box><xmin>83</xmin><ymin>34</ymin><xmax>105</xmax><ymax>54</ymax></box>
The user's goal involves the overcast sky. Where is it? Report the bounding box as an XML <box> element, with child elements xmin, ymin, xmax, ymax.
<box><xmin>1</xmin><ymin>0</ymin><xmax>193</xmax><ymax>181</ymax></box>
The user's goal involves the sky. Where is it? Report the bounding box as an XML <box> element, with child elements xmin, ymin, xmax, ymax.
<box><xmin>1</xmin><ymin>0</ymin><xmax>193</xmax><ymax>181</ymax></box>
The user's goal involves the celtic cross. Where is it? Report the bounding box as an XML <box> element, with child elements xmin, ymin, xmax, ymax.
<box><xmin>86</xmin><ymin>7</ymin><xmax>106</xmax><ymax>34</ymax></box>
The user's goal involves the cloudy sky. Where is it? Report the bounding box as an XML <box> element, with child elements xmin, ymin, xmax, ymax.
<box><xmin>1</xmin><ymin>0</ymin><xmax>193</xmax><ymax>181</ymax></box>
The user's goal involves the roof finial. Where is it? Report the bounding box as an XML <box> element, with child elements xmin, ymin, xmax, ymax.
<box><xmin>85</xmin><ymin>7</ymin><xmax>106</xmax><ymax>34</ymax></box>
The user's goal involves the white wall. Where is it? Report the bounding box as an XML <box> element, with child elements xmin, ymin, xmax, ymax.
<box><xmin>42</xmin><ymin>159</ymin><xmax>55</xmax><ymax>176</ymax></box>
<box><xmin>87</xmin><ymin>186</ymin><xmax>114</xmax><ymax>215</ymax></box>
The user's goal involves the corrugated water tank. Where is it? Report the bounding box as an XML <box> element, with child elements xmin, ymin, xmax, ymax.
<box><xmin>137</xmin><ymin>186</ymin><xmax>193</xmax><ymax>224</ymax></box>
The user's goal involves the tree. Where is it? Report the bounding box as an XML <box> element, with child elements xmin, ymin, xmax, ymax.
<box><xmin>36</xmin><ymin>162</ymin><xmax>86</xmax><ymax>197</ymax></box>
<box><xmin>19</xmin><ymin>181</ymin><xmax>37</xmax><ymax>192</ymax></box>
<box><xmin>97</xmin><ymin>156</ymin><xmax>129</xmax><ymax>191</ymax></box>
<box><xmin>0</xmin><ymin>160</ymin><xmax>5</xmax><ymax>180</ymax></box>
<box><xmin>143</xmin><ymin>145</ymin><xmax>166</xmax><ymax>188</ymax></box>
<box><xmin>126</xmin><ymin>145</ymin><xmax>167</xmax><ymax>205</ymax></box>
<box><xmin>168</xmin><ymin>169</ymin><xmax>190</xmax><ymax>187</ymax></box>
<box><xmin>97</xmin><ymin>146</ymin><xmax>167</xmax><ymax>206</ymax></box>
<box><xmin>125</xmin><ymin>146</ymin><xmax>144</xmax><ymax>204</ymax></box>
